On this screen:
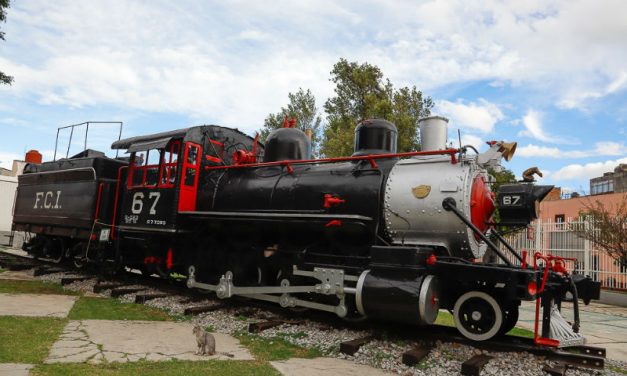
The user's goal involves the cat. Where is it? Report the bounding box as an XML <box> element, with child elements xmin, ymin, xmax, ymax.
<box><xmin>193</xmin><ymin>326</ymin><xmax>234</xmax><ymax>357</ymax></box>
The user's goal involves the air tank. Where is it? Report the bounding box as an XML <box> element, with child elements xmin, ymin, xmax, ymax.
<box><xmin>263</xmin><ymin>128</ymin><xmax>311</xmax><ymax>162</ymax></box>
<box><xmin>353</xmin><ymin>119</ymin><xmax>398</xmax><ymax>156</ymax></box>
<box><xmin>419</xmin><ymin>116</ymin><xmax>448</xmax><ymax>151</ymax></box>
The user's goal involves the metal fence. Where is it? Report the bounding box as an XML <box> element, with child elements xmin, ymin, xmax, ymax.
<box><xmin>500</xmin><ymin>218</ymin><xmax>627</xmax><ymax>290</ymax></box>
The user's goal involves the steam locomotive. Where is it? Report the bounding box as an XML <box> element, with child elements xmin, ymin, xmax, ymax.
<box><xmin>12</xmin><ymin>116</ymin><xmax>600</xmax><ymax>345</ymax></box>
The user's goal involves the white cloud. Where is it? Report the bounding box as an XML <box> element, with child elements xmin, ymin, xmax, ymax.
<box><xmin>517</xmin><ymin>142</ymin><xmax>626</xmax><ymax>158</ymax></box>
<box><xmin>0</xmin><ymin>151</ymin><xmax>23</xmax><ymax>170</ymax></box>
<box><xmin>1</xmin><ymin>0</ymin><xmax>626</xmax><ymax>126</ymax></box>
<box><xmin>517</xmin><ymin>110</ymin><xmax>552</xmax><ymax>142</ymax></box>
<box><xmin>550</xmin><ymin>157</ymin><xmax>627</xmax><ymax>181</ymax></box>
<box><xmin>436</xmin><ymin>99</ymin><xmax>504</xmax><ymax>133</ymax></box>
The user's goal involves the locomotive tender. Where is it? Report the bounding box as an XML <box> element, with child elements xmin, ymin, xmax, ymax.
<box><xmin>13</xmin><ymin>116</ymin><xmax>600</xmax><ymax>345</ymax></box>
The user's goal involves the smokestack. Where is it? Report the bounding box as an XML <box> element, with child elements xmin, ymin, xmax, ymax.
<box><xmin>419</xmin><ymin>116</ymin><xmax>448</xmax><ymax>151</ymax></box>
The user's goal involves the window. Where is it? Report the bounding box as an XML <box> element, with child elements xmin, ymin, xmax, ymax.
<box><xmin>159</xmin><ymin>141</ymin><xmax>180</xmax><ymax>188</ymax></box>
<box><xmin>129</xmin><ymin>149</ymin><xmax>161</xmax><ymax>188</ymax></box>
<box><xmin>184</xmin><ymin>144</ymin><xmax>199</xmax><ymax>187</ymax></box>
<box><xmin>555</xmin><ymin>214</ymin><xmax>565</xmax><ymax>223</ymax></box>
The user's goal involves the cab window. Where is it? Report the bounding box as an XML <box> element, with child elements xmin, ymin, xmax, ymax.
<box><xmin>159</xmin><ymin>141</ymin><xmax>180</xmax><ymax>188</ymax></box>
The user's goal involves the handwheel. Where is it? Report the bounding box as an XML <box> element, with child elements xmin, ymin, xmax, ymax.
<box><xmin>453</xmin><ymin>291</ymin><xmax>503</xmax><ymax>341</ymax></box>
<box><xmin>498</xmin><ymin>304</ymin><xmax>519</xmax><ymax>336</ymax></box>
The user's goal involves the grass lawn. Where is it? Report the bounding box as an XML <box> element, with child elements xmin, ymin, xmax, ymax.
<box><xmin>31</xmin><ymin>360</ymin><xmax>280</xmax><ymax>376</ymax></box>
<box><xmin>0</xmin><ymin>280</ymin><xmax>78</xmax><ymax>295</ymax></box>
<box><xmin>68</xmin><ymin>297</ymin><xmax>172</xmax><ymax>321</ymax></box>
<box><xmin>235</xmin><ymin>332</ymin><xmax>322</xmax><ymax>361</ymax></box>
<box><xmin>0</xmin><ymin>316</ymin><xmax>67</xmax><ymax>363</ymax></box>
<box><xmin>435</xmin><ymin>310</ymin><xmax>534</xmax><ymax>339</ymax></box>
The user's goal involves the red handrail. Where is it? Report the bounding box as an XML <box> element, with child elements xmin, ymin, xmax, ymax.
<box><xmin>205</xmin><ymin>148</ymin><xmax>459</xmax><ymax>171</ymax></box>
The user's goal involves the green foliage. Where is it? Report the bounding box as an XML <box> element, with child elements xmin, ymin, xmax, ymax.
<box><xmin>321</xmin><ymin>58</ymin><xmax>433</xmax><ymax>157</ymax></box>
<box><xmin>0</xmin><ymin>280</ymin><xmax>78</xmax><ymax>295</ymax></box>
<box><xmin>488</xmin><ymin>167</ymin><xmax>517</xmax><ymax>195</ymax></box>
<box><xmin>574</xmin><ymin>195</ymin><xmax>627</xmax><ymax>263</ymax></box>
<box><xmin>260</xmin><ymin>88</ymin><xmax>323</xmax><ymax>157</ymax></box>
<box><xmin>0</xmin><ymin>316</ymin><xmax>67</xmax><ymax>363</ymax></box>
<box><xmin>0</xmin><ymin>0</ymin><xmax>12</xmax><ymax>85</ymax></box>
<box><xmin>31</xmin><ymin>360</ymin><xmax>280</xmax><ymax>376</ymax></box>
<box><xmin>68</xmin><ymin>297</ymin><xmax>172</xmax><ymax>321</ymax></box>
<box><xmin>235</xmin><ymin>332</ymin><xmax>322</xmax><ymax>361</ymax></box>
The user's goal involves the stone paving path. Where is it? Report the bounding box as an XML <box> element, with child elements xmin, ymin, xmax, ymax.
<box><xmin>0</xmin><ymin>293</ymin><xmax>77</xmax><ymax>317</ymax></box>
<box><xmin>518</xmin><ymin>300</ymin><xmax>627</xmax><ymax>361</ymax></box>
<box><xmin>46</xmin><ymin>320</ymin><xmax>253</xmax><ymax>364</ymax></box>
<box><xmin>270</xmin><ymin>358</ymin><xmax>393</xmax><ymax>375</ymax></box>
<box><xmin>0</xmin><ymin>363</ymin><xmax>33</xmax><ymax>376</ymax></box>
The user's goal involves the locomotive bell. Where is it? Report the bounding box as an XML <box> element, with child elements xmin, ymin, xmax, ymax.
<box><xmin>498</xmin><ymin>142</ymin><xmax>517</xmax><ymax>162</ymax></box>
<box><xmin>353</xmin><ymin>119</ymin><xmax>398</xmax><ymax>156</ymax></box>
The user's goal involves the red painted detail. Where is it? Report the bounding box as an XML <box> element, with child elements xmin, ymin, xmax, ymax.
<box><xmin>143</xmin><ymin>256</ymin><xmax>162</xmax><ymax>264</ymax></box>
<box><xmin>90</xmin><ymin>233</ymin><xmax>97</xmax><ymax>241</ymax></box>
<box><xmin>426</xmin><ymin>254</ymin><xmax>437</xmax><ymax>266</ymax></box>
<box><xmin>94</xmin><ymin>182</ymin><xmax>104</xmax><ymax>221</ymax></box>
<box><xmin>232</xmin><ymin>150</ymin><xmax>256</xmax><ymax>165</ymax></box>
<box><xmin>470</xmin><ymin>175</ymin><xmax>496</xmax><ymax>241</ymax></box>
<box><xmin>527</xmin><ymin>281</ymin><xmax>537</xmax><ymax>296</ymax></box>
<box><xmin>323</xmin><ymin>194</ymin><xmax>346</xmax><ymax>209</ymax></box>
<box><xmin>284</xmin><ymin>162</ymin><xmax>294</xmax><ymax>174</ymax></box>
<box><xmin>204</xmin><ymin>149</ymin><xmax>460</xmax><ymax>171</ymax></box>
<box><xmin>521</xmin><ymin>249</ymin><xmax>528</xmax><ymax>269</ymax></box>
<box><xmin>431</xmin><ymin>294</ymin><xmax>438</xmax><ymax>306</ymax></box>
<box><xmin>325</xmin><ymin>220</ymin><xmax>343</xmax><ymax>227</ymax></box>
<box><xmin>111</xmin><ymin>166</ymin><xmax>128</xmax><ymax>240</ymax></box>
<box><xmin>166</xmin><ymin>247</ymin><xmax>173</xmax><ymax>270</ymax></box>
<box><xmin>178</xmin><ymin>142</ymin><xmax>202</xmax><ymax>212</ymax></box>
<box><xmin>486</xmin><ymin>141</ymin><xmax>497</xmax><ymax>146</ymax></box>
<box><xmin>368</xmin><ymin>157</ymin><xmax>378</xmax><ymax>169</ymax></box>
<box><xmin>25</xmin><ymin>150</ymin><xmax>42</xmax><ymax>164</ymax></box>
<box><xmin>206</xmin><ymin>155</ymin><xmax>222</xmax><ymax>164</ymax></box>
<box><xmin>282</xmin><ymin>116</ymin><xmax>297</xmax><ymax>128</ymax></box>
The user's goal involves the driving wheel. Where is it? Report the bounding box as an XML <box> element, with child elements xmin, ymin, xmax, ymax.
<box><xmin>453</xmin><ymin>291</ymin><xmax>503</xmax><ymax>341</ymax></box>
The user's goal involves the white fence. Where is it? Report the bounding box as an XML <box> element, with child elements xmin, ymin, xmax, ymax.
<box><xmin>500</xmin><ymin>218</ymin><xmax>627</xmax><ymax>290</ymax></box>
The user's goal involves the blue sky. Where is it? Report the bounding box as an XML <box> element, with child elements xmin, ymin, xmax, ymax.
<box><xmin>0</xmin><ymin>0</ymin><xmax>626</xmax><ymax>193</ymax></box>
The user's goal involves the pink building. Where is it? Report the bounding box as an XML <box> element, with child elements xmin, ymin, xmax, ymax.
<box><xmin>538</xmin><ymin>191</ymin><xmax>627</xmax><ymax>222</ymax></box>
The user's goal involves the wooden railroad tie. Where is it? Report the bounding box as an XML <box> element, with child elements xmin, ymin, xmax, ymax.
<box><xmin>401</xmin><ymin>345</ymin><xmax>432</xmax><ymax>367</ymax></box>
<box><xmin>110</xmin><ymin>287</ymin><xmax>146</xmax><ymax>298</ymax></box>
<box><xmin>461</xmin><ymin>354</ymin><xmax>493</xmax><ymax>376</ymax></box>
<box><xmin>3</xmin><ymin>262</ymin><xmax>34</xmax><ymax>271</ymax></box>
<box><xmin>61</xmin><ymin>276</ymin><xmax>90</xmax><ymax>286</ymax></box>
<box><xmin>183</xmin><ymin>304</ymin><xmax>225</xmax><ymax>316</ymax></box>
<box><xmin>543</xmin><ymin>363</ymin><xmax>568</xmax><ymax>376</ymax></box>
<box><xmin>93</xmin><ymin>282</ymin><xmax>125</xmax><ymax>293</ymax></box>
<box><xmin>134</xmin><ymin>293</ymin><xmax>169</xmax><ymax>304</ymax></box>
<box><xmin>340</xmin><ymin>336</ymin><xmax>372</xmax><ymax>356</ymax></box>
<box><xmin>33</xmin><ymin>266</ymin><xmax>65</xmax><ymax>276</ymax></box>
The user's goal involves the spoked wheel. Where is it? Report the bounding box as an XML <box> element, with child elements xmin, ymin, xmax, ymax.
<box><xmin>498</xmin><ymin>303</ymin><xmax>520</xmax><ymax>336</ymax></box>
<box><xmin>453</xmin><ymin>291</ymin><xmax>503</xmax><ymax>341</ymax></box>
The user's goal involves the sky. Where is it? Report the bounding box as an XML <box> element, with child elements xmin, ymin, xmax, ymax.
<box><xmin>0</xmin><ymin>0</ymin><xmax>626</xmax><ymax>194</ymax></box>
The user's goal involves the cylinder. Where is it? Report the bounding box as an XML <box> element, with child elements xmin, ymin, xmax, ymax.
<box><xmin>25</xmin><ymin>150</ymin><xmax>43</xmax><ymax>164</ymax></box>
<box><xmin>419</xmin><ymin>116</ymin><xmax>448</xmax><ymax>151</ymax></box>
<box><xmin>356</xmin><ymin>271</ymin><xmax>440</xmax><ymax>325</ymax></box>
<box><xmin>353</xmin><ymin>119</ymin><xmax>398</xmax><ymax>156</ymax></box>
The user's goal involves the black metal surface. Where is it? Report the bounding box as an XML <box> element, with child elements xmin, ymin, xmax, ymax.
<box><xmin>262</xmin><ymin>127</ymin><xmax>311</xmax><ymax>162</ymax></box>
<box><xmin>497</xmin><ymin>184</ymin><xmax>553</xmax><ymax>226</ymax></box>
<box><xmin>361</xmin><ymin>272</ymin><xmax>426</xmax><ymax>325</ymax></box>
<box><xmin>353</xmin><ymin>118</ymin><xmax>398</xmax><ymax>156</ymax></box>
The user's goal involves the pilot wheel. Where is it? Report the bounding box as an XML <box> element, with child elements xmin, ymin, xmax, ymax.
<box><xmin>453</xmin><ymin>291</ymin><xmax>503</xmax><ymax>341</ymax></box>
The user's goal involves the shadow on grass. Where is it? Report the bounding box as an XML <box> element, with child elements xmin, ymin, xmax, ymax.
<box><xmin>68</xmin><ymin>297</ymin><xmax>172</xmax><ymax>321</ymax></box>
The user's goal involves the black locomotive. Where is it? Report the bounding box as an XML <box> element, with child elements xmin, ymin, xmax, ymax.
<box><xmin>12</xmin><ymin>118</ymin><xmax>600</xmax><ymax>345</ymax></box>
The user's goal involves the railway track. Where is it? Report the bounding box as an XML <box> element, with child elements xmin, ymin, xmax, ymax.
<box><xmin>0</xmin><ymin>248</ymin><xmax>607</xmax><ymax>374</ymax></box>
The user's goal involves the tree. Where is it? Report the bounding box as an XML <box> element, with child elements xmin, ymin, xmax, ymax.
<box><xmin>573</xmin><ymin>195</ymin><xmax>627</xmax><ymax>263</ymax></box>
<box><xmin>260</xmin><ymin>88</ymin><xmax>322</xmax><ymax>157</ymax></box>
<box><xmin>321</xmin><ymin>58</ymin><xmax>433</xmax><ymax>157</ymax></box>
<box><xmin>0</xmin><ymin>0</ymin><xmax>12</xmax><ymax>85</ymax></box>
<box><xmin>488</xmin><ymin>167</ymin><xmax>517</xmax><ymax>196</ymax></box>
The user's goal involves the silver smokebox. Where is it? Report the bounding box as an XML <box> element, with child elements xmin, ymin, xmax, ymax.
<box><xmin>419</xmin><ymin>115</ymin><xmax>448</xmax><ymax>151</ymax></box>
